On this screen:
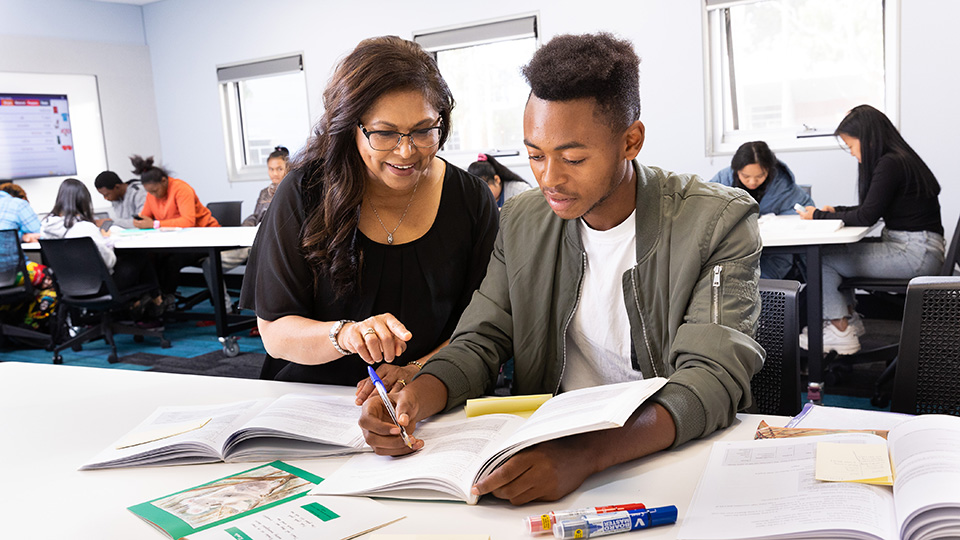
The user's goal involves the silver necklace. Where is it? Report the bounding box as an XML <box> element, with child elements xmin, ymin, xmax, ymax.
<box><xmin>368</xmin><ymin>179</ymin><xmax>420</xmax><ymax>244</ymax></box>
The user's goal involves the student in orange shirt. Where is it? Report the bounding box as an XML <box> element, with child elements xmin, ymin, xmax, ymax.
<box><xmin>130</xmin><ymin>155</ymin><xmax>220</xmax><ymax>308</ymax></box>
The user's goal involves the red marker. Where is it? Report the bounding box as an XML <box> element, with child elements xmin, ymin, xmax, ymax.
<box><xmin>524</xmin><ymin>503</ymin><xmax>647</xmax><ymax>535</ymax></box>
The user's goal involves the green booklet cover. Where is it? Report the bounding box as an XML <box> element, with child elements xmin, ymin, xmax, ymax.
<box><xmin>128</xmin><ymin>461</ymin><xmax>403</xmax><ymax>540</ymax></box>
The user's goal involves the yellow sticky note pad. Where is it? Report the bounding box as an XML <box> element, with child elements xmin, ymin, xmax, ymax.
<box><xmin>815</xmin><ymin>442</ymin><xmax>893</xmax><ymax>486</ymax></box>
<box><xmin>464</xmin><ymin>394</ymin><xmax>552</xmax><ymax>418</ymax></box>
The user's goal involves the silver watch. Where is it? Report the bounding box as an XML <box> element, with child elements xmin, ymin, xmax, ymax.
<box><xmin>328</xmin><ymin>319</ymin><xmax>353</xmax><ymax>356</ymax></box>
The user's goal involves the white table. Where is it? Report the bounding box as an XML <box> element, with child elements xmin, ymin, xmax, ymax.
<box><xmin>23</xmin><ymin>226</ymin><xmax>258</xmax><ymax>355</ymax></box>
<box><xmin>759</xmin><ymin>216</ymin><xmax>878</xmax><ymax>397</ymax></box>
<box><xmin>0</xmin><ymin>362</ymin><xmax>786</xmax><ymax>539</ymax></box>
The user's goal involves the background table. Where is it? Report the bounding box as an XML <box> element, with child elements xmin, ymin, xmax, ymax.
<box><xmin>759</xmin><ymin>216</ymin><xmax>878</xmax><ymax>398</ymax></box>
<box><xmin>24</xmin><ymin>226</ymin><xmax>258</xmax><ymax>356</ymax></box>
<box><xmin>0</xmin><ymin>362</ymin><xmax>786</xmax><ymax>539</ymax></box>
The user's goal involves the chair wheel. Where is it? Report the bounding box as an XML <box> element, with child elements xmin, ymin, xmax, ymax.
<box><xmin>222</xmin><ymin>338</ymin><xmax>240</xmax><ymax>357</ymax></box>
<box><xmin>160</xmin><ymin>339</ymin><xmax>172</xmax><ymax>349</ymax></box>
<box><xmin>108</xmin><ymin>352</ymin><xmax>119</xmax><ymax>363</ymax></box>
<box><xmin>53</xmin><ymin>354</ymin><xmax>63</xmax><ymax>365</ymax></box>
<box><xmin>133</xmin><ymin>335</ymin><xmax>144</xmax><ymax>343</ymax></box>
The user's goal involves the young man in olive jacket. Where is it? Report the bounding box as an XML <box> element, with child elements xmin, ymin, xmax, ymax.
<box><xmin>359</xmin><ymin>32</ymin><xmax>765</xmax><ymax>505</ymax></box>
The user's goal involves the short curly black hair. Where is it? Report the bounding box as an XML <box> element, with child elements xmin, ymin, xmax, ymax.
<box><xmin>522</xmin><ymin>32</ymin><xmax>641</xmax><ymax>130</ymax></box>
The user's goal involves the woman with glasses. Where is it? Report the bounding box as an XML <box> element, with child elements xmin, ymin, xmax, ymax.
<box><xmin>796</xmin><ymin>104</ymin><xmax>944</xmax><ymax>355</ymax></box>
<box><xmin>240</xmin><ymin>36</ymin><xmax>499</xmax><ymax>394</ymax></box>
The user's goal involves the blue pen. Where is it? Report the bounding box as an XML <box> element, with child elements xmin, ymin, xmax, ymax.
<box><xmin>367</xmin><ymin>365</ymin><xmax>413</xmax><ymax>448</ymax></box>
<box><xmin>552</xmin><ymin>506</ymin><xmax>678</xmax><ymax>538</ymax></box>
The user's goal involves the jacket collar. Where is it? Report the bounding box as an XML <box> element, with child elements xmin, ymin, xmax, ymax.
<box><xmin>563</xmin><ymin>159</ymin><xmax>662</xmax><ymax>264</ymax></box>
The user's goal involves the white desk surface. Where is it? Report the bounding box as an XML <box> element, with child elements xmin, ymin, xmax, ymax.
<box><xmin>0</xmin><ymin>362</ymin><xmax>787</xmax><ymax>539</ymax></box>
<box><xmin>758</xmin><ymin>214</ymin><xmax>876</xmax><ymax>247</ymax></box>
<box><xmin>22</xmin><ymin>225</ymin><xmax>258</xmax><ymax>251</ymax></box>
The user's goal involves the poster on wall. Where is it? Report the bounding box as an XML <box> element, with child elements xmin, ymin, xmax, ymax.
<box><xmin>0</xmin><ymin>93</ymin><xmax>78</xmax><ymax>180</ymax></box>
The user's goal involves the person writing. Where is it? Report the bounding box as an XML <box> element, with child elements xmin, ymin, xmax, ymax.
<box><xmin>93</xmin><ymin>171</ymin><xmax>147</xmax><ymax>229</ymax></box>
<box><xmin>359</xmin><ymin>32</ymin><xmax>763</xmax><ymax>505</ymax></box>
<box><xmin>131</xmin><ymin>155</ymin><xmax>220</xmax><ymax>309</ymax></box>
<box><xmin>797</xmin><ymin>105</ymin><xmax>943</xmax><ymax>355</ymax></box>
<box><xmin>710</xmin><ymin>140</ymin><xmax>814</xmax><ymax>279</ymax></box>
<box><xmin>239</xmin><ymin>36</ymin><xmax>499</xmax><ymax>392</ymax></box>
<box><xmin>467</xmin><ymin>153</ymin><xmax>535</xmax><ymax>209</ymax></box>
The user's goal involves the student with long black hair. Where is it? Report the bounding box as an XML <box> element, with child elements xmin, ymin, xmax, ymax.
<box><xmin>797</xmin><ymin>104</ymin><xmax>944</xmax><ymax>354</ymax></box>
<box><xmin>467</xmin><ymin>153</ymin><xmax>534</xmax><ymax>208</ymax></box>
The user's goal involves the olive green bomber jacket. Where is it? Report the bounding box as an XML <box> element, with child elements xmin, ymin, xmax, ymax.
<box><xmin>418</xmin><ymin>161</ymin><xmax>765</xmax><ymax>448</ymax></box>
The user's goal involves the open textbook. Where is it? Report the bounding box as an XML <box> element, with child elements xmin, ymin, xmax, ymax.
<box><xmin>312</xmin><ymin>377</ymin><xmax>668</xmax><ymax>505</ymax></box>
<box><xmin>128</xmin><ymin>461</ymin><xmax>403</xmax><ymax>540</ymax></box>
<box><xmin>680</xmin><ymin>414</ymin><xmax>960</xmax><ymax>540</ymax></box>
<box><xmin>82</xmin><ymin>394</ymin><xmax>368</xmax><ymax>470</ymax></box>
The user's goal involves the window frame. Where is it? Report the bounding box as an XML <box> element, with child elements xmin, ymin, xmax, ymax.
<box><xmin>702</xmin><ymin>0</ymin><xmax>900</xmax><ymax>156</ymax></box>
<box><xmin>413</xmin><ymin>13</ymin><xmax>540</xmax><ymax>168</ymax></box>
<box><xmin>217</xmin><ymin>53</ymin><xmax>309</xmax><ymax>183</ymax></box>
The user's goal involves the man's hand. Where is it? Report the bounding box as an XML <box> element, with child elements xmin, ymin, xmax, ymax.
<box><xmin>21</xmin><ymin>232</ymin><xmax>40</xmax><ymax>243</ymax></box>
<box><xmin>132</xmin><ymin>215</ymin><xmax>153</xmax><ymax>229</ymax></box>
<box><xmin>359</xmin><ymin>373</ymin><xmax>447</xmax><ymax>456</ymax></box>
<box><xmin>356</xmin><ymin>362</ymin><xmax>421</xmax><ymax>405</ymax></box>
<box><xmin>472</xmin><ymin>438</ymin><xmax>598</xmax><ymax>505</ymax></box>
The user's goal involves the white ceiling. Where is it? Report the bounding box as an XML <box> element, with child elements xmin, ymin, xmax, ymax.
<box><xmin>85</xmin><ymin>0</ymin><xmax>162</xmax><ymax>5</ymax></box>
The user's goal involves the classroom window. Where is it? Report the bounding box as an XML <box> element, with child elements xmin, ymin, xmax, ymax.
<box><xmin>704</xmin><ymin>0</ymin><xmax>899</xmax><ymax>154</ymax></box>
<box><xmin>217</xmin><ymin>54</ymin><xmax>311</xmax><ymax>182</ymax></box>
<box><xmin>414</xmin><ymin>14</ymin><xmax>538</xmax><ymax>161</ymax></box>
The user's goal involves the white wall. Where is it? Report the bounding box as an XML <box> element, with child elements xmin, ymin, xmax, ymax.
<box><xmin>0</xmin><ymin>0</ymin><xmax>160</xmax><ymax>213</ymax></box>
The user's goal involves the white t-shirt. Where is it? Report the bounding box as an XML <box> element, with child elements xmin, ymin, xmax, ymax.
<box><xmin>561</xmin><ymin>210</ymin><xmax>644</xmax><ymax>392</ymax></box>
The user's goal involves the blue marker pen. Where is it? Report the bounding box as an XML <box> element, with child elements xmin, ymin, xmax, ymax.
<box><xmin>367</xmin><ymin>365</ymin><xmax>413</xmax><ymax>448</ymax></box>
<box><xmin>552</xmin><ymin>506</ymin><xmax>678</xmax><ymax>538</ymax></box>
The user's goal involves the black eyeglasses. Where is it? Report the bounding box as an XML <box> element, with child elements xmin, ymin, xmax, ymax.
<box><xmin>358</xmin><ymin>122</ymin><xmax>443</xmax><ymax>151</ymax></box>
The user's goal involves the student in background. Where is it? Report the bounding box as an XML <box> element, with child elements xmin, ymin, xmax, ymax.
<box><xmin>94</xmin><ymin>171</ymin><xmax>147</xmax><ymax>229</ymax></box>
<box><xmin>240</xmin><ymin>36</ymin><xmax>499</xmax><ymax>391</ymax></box>
<box><xmin>0</xmin><ymin>182</ymin><xmax>41</xmax><ymax>242</ymax></box>
<box><xmin>131</xmin><ymin>155</ymin><xmax>219</xmax><ymax>307</ymax></box>
<box><xmin>797</xmin><ymin>105</ymin><xmax>944</xmax><ymax>355</ymax></box>
<box><xmin>467</xmin><ymin>153</ymin><xmax>535</xmax><ymax>209</ymax></box>
<box><xmin>710</xmin><ymin>140</ymin><xmax>814</xmax><ymax>279</ymax></box>
<box><xmin>0</xmin><ymin>182</ymin><xmax>29</xmax><ymax>201</ymax></box>
<box><xmin>359</xmin><ymin>33</ymin><xmax>762</xmax><ymax>505</ymax></box>
<box><xmin>40</xmin><ymin>179</ymin><xmax>159</xmax><ymax>312</ymax></box>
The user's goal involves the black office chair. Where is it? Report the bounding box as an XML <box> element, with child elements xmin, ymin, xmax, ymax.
<box><xmin>748</xmin><ymin>279</ymin><xmax>803</xmax><ymax>416</ymax></box>
<box><xmin>890</xmin><ymin>276</ymin><xmax>960</xmax><ymax>416</ymax></box>
<box><xmin>0</xmin><ymin>229</ymin><xmax>59</xmax><ymax>348</ymax></box>
<box><xmin>207</xmin><ymin>201</ymin><xmax>243</xmax><ymax>227</ymax></box>
<box><xmin>39</xmin><ymin>237</ymin><xmax>170</xmax><ymax>364</ymax></box>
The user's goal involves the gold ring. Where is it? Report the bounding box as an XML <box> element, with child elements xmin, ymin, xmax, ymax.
<box><xmin>363</xmin><ymin>328</ymin><xmax>377</xmax><ymax>336</ymax></box>
<box><xmin>397</xmin><ymin>379</ymin><xmax>407</xmax><ymax>387</ymax></box>
<box><xmin>411</xmin><ymin>360</ymin><xmax>424</xmax><ymax>370</ymax></box>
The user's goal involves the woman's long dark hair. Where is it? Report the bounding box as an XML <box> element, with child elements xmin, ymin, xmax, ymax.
<box><xmin>835</xmin><ymin>105</ymin><xmax>939</xmax><ymax>203</ymax></box>
<box><xmin>50</xmin><ymin>178</ymin><xmax>95</xmax><ymax>229</ymax></box>
<box><xmin>295</xmin><ymin>36</ymin><xmax>454</xmax><ymax>297</ymax></box>
<box><xmin>730</xmin><ymin>141</ymin><xmax>779</xmax><ymax>202</ymax></box>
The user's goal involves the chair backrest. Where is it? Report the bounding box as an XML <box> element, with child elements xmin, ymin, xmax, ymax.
<box><xmin>0</xmin><ymin>229</ymin><xmax>34</xmax><ymax>300</ymax></box>
<box><xmin>39</xmin><ymin>237</ymin><xmax>118</xmax><ymax>301</ymax></box>
<box><xmin>207</xmin><ymin>201</ymin><xmax>243</xmax><ymax>227</ymax></box>
<box><xmin>749</xmin><ymin>279</ymin><xmax>803</xmax><ymax>416</ymax></box>
<box><xmin>891</xmin><ymin>276</ymin><xmax>960</xmax><ymax>416</ymax></box>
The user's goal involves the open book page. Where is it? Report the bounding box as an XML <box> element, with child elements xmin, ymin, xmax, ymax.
<box><xmin>223</xmin><ymin>394</ymin><xmax>367</xmax><ymax>461</ymax></box>
<box><xmin>788</xmin><ymin>403</ymin><xmax>912</xmax><ymax>431</ymax></box>
<box><xmin>81</xmin><ymin>399</ymin><xmax>270</xmax><ymax>470</ymax></box>
<box><xmin>476</xmin><ymin>378</ymin><xmax>668</xmax><ymax>479</ymax></box>
<box><xmin>679</xmin><ymin>433</ymin><xmax>897</xmax><ymax>540</ymax></box>
<box><xmin>888</xmin><ymin>415</ymin><xmax>960</xmax><ymax>540</ymax></box>
<box><xmin>311</xmin><ymin>414</ymin><xmax>526</xmax><ymax>504</ymax></box>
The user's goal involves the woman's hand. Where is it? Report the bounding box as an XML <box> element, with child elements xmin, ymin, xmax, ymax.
<box><xmin>338</xmin><ymin>313</ymin><xmax>412</xmax><ymax>364</ymax></box>
<box><xmin>356</xmin><ymin>362</ymin><xmax>421</xmax><ymax>405</ymax></box>
<box><xmin>796</xmin><ymin>205</ymin><xmax>817</xmax><ymax>220</ymax></box>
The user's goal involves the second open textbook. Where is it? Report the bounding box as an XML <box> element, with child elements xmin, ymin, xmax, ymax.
<box><xmin>312</xmin><ymin>377</ymin><xmax>668</xmax><ymax>505</ymax></box>
<box><xmin>679</xmin><ymin>414</ymin><xmax>960</xmax><ymax>540</ymax></box>
<box><xmin>81</xmin><ymin>394</ymin><xmax>368</xmax><ymax>470</ymax></box>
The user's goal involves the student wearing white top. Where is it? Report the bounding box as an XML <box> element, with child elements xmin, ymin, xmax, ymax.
<box><xmin>41</xmin><ymin>178</ymin><xmax>158</xmax><ymax>295</ymax></box>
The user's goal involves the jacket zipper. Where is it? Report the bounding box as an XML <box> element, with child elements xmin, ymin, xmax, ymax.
<box><xmin>630</xmin><ymin>271</ymin><xmax>658</xmax><ymax>378</ymax></box>
<box><xmin>557</xmin><ymin>251</ymin><xmax>587</xmax><ymax>393</ymax></box>
<box><xmin>712</xmin><ymin>264</ymin><xmax>723</xmax><ymax>324</ymax></box>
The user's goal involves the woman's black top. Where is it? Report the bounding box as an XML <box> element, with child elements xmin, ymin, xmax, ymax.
<box><xmin>813</xmin><ymin>154</ymin><xmax>942</xmax><ymax>235</ymax></box>
<box><xmin>239</xmin><ymin>159</ymin><xmax>500</xmax><ymax>385</ymax></box>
